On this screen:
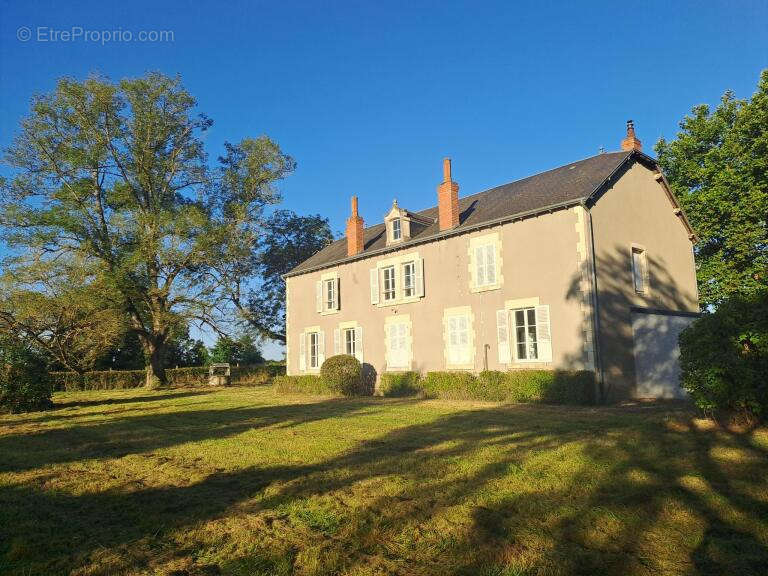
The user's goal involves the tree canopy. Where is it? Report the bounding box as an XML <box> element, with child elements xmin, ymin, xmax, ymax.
<box><xmin>656</xmin><ymin>70</ymin><xmax>768</xmax><ymax>308</ymax></box>
<box><xmin>1</xmin><ymin>73</ymin><xmax>293</xmax><ymax>386</ymax></box>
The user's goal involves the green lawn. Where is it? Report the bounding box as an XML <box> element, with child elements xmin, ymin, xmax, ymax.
<box><xmin>1</xmin><ymin>388</ymin><xmax>767</xmax><ymax>576</ymax></box>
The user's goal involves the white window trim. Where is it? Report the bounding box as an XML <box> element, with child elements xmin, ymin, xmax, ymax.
<box><xmin>511</xmin><ymin>307</ymin><xmax>539</xmax><ymax>364</ymax></box>
<box><xmin>630</xmin><ymin>243</ymin><xmax>650</xmax><ymax>295</ymax></box>
<box><xmin>384</xmin><ymin>314</ymin><xmax>412</xmax><ymax>371</ymax></box>
<box><xmin>468</xmin><ymin>232</ymin><xmax>503</xmax><ymax>293</ymax></box>
<box><xmin>300</xmin><ymin>326</ymin><xmax>324</xmax><ymax>373</ymax></box>
<box><xmin>334</xmin><ymin>320</ymin><xmax>364</xmax><ymax>364</ymax></box>
<box><xmin>509</xmin><ymin>304</ymin><xmax>552</xmax><ymax>364</ymax></box>
<box><xmin>442</xmin><ymin>306</ymin><xmax>475</xmax><ymax>370</ymax></box>
<box><xmin>373</xmin><ymin>251</ymin><xmax>424</xmax><ymax>307</ymax></box>
<box><xmin>320</xmin><ymin>271</ymin><xmax>340</xmax><ymax>315</ymax></box>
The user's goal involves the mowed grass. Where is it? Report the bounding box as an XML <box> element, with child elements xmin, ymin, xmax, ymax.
<box><xmin>1</xmin><ymin>388</ymin><xmax>767</xmax><ymax>576</ymax></box>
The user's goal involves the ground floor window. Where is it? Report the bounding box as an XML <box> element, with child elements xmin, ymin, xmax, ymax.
<box><xmin>387</xmin><ymin>320</ymin><xmax>410</xmax><ymax>369</ymax></box>
<box><xmin>344</xmin><ymin>327</ymin><xmax>356</xmax><ymax>356</ymax></box>
<box><xmin>446</xmin><ymin>314</ymin><xmax>472</xmax><ymax>366</ymax></box>
<box><xmin>514</xmin><ymin>308</ymin><xmax>539</xmax><ymax>360</ymax></box>
<box><xmin>309</xmin><ymin>331</ymin><xmax>320</xmax><ymax>368</ymax></box>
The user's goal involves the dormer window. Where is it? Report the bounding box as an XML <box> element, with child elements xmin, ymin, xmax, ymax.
<box><xmin>392</xmin><ymin>218</ymin><xmax>402</xmax><ymax>241</ymax></box>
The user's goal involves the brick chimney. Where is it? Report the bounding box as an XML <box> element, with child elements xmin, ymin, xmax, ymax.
<box><xmin>437</xmin><ymin>158</ymin><xmax>459</xmax><ymax>231</ymax></box>
<box><xmin>346</xmin><ymin>195</ymin><xmax>364</xmax><ymax>256</ymax></box>
<box><xmin>621</xmin><ymin>119</ymin><xmax>642</xmax><ymax>151</ymax></box>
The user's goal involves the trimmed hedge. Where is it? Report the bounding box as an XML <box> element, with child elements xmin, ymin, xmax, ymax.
<box><xmin>1</xmin><ymin>337</ymin><xmax>53</xmax><ymax>413</ymax></box>
<box><xmin>420</xmin><ymin>370</ymin><xmax>596</xmax><ymax>404</ymax></box>
<box><xmin>273</xmin><ymin>375</ymin><xmax>339</xmax><ymax>396</ymax></box>
<box><xmin>379</xmin><ymin>371</ymin><xmax>422</xmax><ymax>397</ymax></box>
<box><xmin>320</xmin><ymin>355</ymin><xmax>362</xmax><ymax>395</ymax></box>
<box><xmin>50</xmin><ymin>364</ymin><xmax>285</xmax><ymax>391</ymax></box>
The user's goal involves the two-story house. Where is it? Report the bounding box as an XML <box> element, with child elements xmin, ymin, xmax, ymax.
<box><xmin>284</xmin><ymin>122</ymin><xmax>699</xmax><ymax>400</ymax></box>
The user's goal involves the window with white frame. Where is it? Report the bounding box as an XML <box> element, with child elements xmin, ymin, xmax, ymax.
<box><xmin>632</xmin><ymin>246</ymin><xmax>648</xmax><ymax>293</ymax></box>
<box><xmin>324</xmin><ymin>278</ymin><xmax>337</xmax><ymax>310</ymax></box>
<box><xmin>445</xmin><ymin>313</ymin><xmax>472</xmax><ymax>366</ymax></box>
<box><xmin>402</xmin><ymin>261</ymin><xmax>415</xmax><ymax>297</ymax></box>
<box><xmin>392</xmin><ymin>218</ymin><xmax>402</xmax><ymax>241</ymax></box>
<box><xmin>382</xmin><ymin>266</ymin><xmax>396</xmax><ymax>301</ymax></box>
<box><xmin>386</xmin><ymin>321</ymin><xmax>410</xmax><ymax>369</ymax></box>
<box><xmin>474</xmin><ymin>243</ymin><xmax>497</xmax><ymax>288</ymax></box>
<box><xmin>344</xmin><ymin>327</ymin><xmax>356</xmax><ymax>356</ymax></box>
<box><xmin>309</xmin><ymin>331</ymin><xmax>320</xmax><ymax>369</ymax></box>
<box><xmin>513</xmin><ymin>308</ymin><xmax>538</xmax><ymax>360</ymax></box>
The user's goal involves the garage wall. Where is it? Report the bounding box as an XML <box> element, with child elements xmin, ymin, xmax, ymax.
<box><xmin>590</xmin><ymin>161</ymin><xmax>699</xmax><ymax>400</ymax></box>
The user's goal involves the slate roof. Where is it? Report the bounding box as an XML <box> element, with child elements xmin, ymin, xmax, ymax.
<box><xmin>287</xmin><ymin>150</ymin><xmax>647</xmax><ymax>277</ymax></box>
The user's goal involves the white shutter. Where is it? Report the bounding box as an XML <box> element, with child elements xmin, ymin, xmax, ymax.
<box><xmin>536</xmin><ymin>305</ymin><xmax>552</xmax><ymax>362</ymax></box>
<box><xmin>354</xmin><ymin>326</ymin><xmax>363</xmax><ymax>364</ymax></box>
<box><xmin>496</xmin><ymin>309</ymin><xmax>511</xmax><ymax>364</ymax></box>
<box><xmin>370</xmin><ymin>268</ymin><xmax>379</xmax><ymax>304</ymax></box>
<box><xmin>474</xmin><ymin>246</ymin><xmax>485</xmax><ymax>286</ymax></box>
<box><xmin>315</xmin><ymin>280</ymin><xmax>322</xmax><ymax>313</ymax></box>
<box><xmin>416</xmin><ymin>258</ymin><xmax>424</xmax><ymax>297</ymax></box>
<box><xmin>334</xmin><ymin>278</ymin><xmax>340</xmax><ymax>310</ymax></box>
<box><xmin>486</xmin><ymin>245</ymin><xmax>496</xmax><ymax>284</ymax></box>
<box><xmin>333</xmin><ymin>328</ymin><xmax>341</xmax><ymax>355</ymax></box>
<box><xmin>299</xmin><ymin>333</ymin><xmax>306</xmax><ymax>371</ymax></box>
<box><xmin>318</xmin><ymin>331</ymin><xmax>326</xmax><ymax>366</ymax></box>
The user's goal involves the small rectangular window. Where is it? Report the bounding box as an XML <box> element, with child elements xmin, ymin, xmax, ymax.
<box><xmin>382</xmin><ymin>266</ymin><xmax>396</xmax><ymax>301</ymax></box>
<box><xmin>402</xmin><ymin>261</ymin><xmax>415</xmax><ymax>297</ymax></box>
<box><xmin>392</xmin><ymin>218</ymin><xmax>402</xmax><ymax>241</ymax></box>
<box><xmin>324</xmin><ymin>278</ymin><xmax>337</xmax><ymax>310</ymax></box>
<box><xmin>475</xmin><ymin>243</ymin><xmax>497</xmax><ymax>287</ymax></box>
<box><xmin>344</xmin><ymin>328</ymin><xmax>356</xmax><ymax>356</ymax></box>
<box><xmin>632</xmin><ymin>247</ymin><xmax>647</xmax><ymax>293</ymax></box>
<box><xmin>309</xmin><ymin>332</ymin><xmax>320</xmax><ymax>368</ymax></box>
<box><xmin>513</xmin><ymin>308</ymin><xmax>538</xmax><ymax>360</ymax></box>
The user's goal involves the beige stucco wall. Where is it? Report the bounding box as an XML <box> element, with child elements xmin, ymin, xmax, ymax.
<box><xmin>589</xmin><ymin>162</ymin><xmax>699</xmax><ymax>400</ymax></box>
<box><xmin>286</xmin><ymin>207</ymin><xmax>594</xmax><ymax>382</ymax></box>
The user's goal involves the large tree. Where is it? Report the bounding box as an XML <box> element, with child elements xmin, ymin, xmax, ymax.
<box><xmin>227</xmin><ymin>209</ymin><xmax>333</xmax><ymax>343</ymax></box>
<box><xmin>656</xmin><ymin>70</ymin><xmax>768</xmax><ymax>308</ymax></box>
<box><xmin>1</xmin><ymin>73</ymin><xmax>293</xmax><ymax>386</ymax></box>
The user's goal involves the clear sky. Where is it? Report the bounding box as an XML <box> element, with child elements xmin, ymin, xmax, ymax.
<box><xmin>1</xmin><ymin>0</ymin><xmax>766</xmax><ymax>358</ymax></box>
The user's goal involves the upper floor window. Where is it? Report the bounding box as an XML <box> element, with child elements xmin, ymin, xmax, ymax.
<box><xmin>469</xmin><ymin>232</ymin><xmax>502</xmax><ymax>292</ymax></box>
<box><xmin>402</xmin><ymin>261</ymin><xmax>415</xmax><ymax>297</ymax></box>
<box><xmin>382</xmin><ymin>266</ymin><xmax>396</xmax><ymax>301</ymax></box>
<box><xmin>632</xmin><ymin>246</ymin><xmax>648</xmax><ymax>293</ymax></box>
<box><xmin>392</xmin><ymin>218</ymin><xmax>402</xmax><ymax>241</ymax></box>
<box><xmin>316</xmin><ymin>276</ymin><xmax>339</xmax><ymax>313</ymax></box>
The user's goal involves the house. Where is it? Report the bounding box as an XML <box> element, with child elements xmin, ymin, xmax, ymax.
<box><xmin>284</xmin><ymin>122</ymin><xmax>699</xmax><ymax>400</ymax></box>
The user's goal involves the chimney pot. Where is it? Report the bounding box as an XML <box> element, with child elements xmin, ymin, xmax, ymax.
<box><xmin>621</xmin><ymin>119</ymin><xmax>642</xmax><ymax>151</ymax></box>
<box><xmin>437</xmin><ymin>158</ymin><xmax>460</xmax><ymax>231</ymax></box>
<box><xmin>346</xmin><ymin>195</ymin><xmax>364</xmax><ymax>256</ymax></box>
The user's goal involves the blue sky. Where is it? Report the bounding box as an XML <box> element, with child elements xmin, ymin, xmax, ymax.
<box><xmin>1</xmin><ymin>0</ymin><xmax>766</xmax><ymax>358</ymax></box>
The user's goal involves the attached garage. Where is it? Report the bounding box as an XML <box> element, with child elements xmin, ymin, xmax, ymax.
<box><xmin>630</xmin><ymin>309</ymin><xmax>698</xmax><ymax>399</ymax></box>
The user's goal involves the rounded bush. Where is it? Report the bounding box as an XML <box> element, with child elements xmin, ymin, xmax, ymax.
<box><xmin>320</xmin><ymin>354</ymin><xmax>363</xmax><ymax>395</ymax></box>
<box><xmin>0</xmin><ymin>337</ymin><xmax>53</xmax><ymax>413</ymax></box>
<box><xmin>679</xmin><ymin>293</ymin><xmax>768</xmax><ymax>422</ymax></box>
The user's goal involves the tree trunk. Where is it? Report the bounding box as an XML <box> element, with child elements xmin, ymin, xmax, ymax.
<box><xmin>144</xmin><ymin>339</ymin><xmax>167</xmax><ymax>389</ymax></box>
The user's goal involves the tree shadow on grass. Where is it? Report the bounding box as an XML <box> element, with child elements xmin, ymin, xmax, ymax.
<box><xmin>52</xmin><ymin>389</ymin><xmax>215</xmax><ymax>409</ymax></box>
<box><xmin>2</xmin><ymin>401</ymin><xmax>767</xmax><ymax>576</ymax></box>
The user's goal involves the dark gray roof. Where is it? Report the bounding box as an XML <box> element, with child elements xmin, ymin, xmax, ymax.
<box><xmin>287</xmin><ymin>150</ymin><xmax>644</xmax><ymax>277</ymax></box>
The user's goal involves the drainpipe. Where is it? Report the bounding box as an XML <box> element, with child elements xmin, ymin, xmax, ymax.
<box><xmin>583</xmin><ymin>202</ymin><xmax>606</xmax><ymax>403</ymax></box>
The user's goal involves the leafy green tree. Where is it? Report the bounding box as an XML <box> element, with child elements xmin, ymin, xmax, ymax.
<box><xmin>209</xmin><ymin>333</ymin><xmax>263</xmax><ymax>365</ymax></box>
<box><xmin>0</xmin><ymin>334</ymin><xmax>53</xmax><ymax>413</ymax></box>
<box><xmin>656</xmin><ymin>70</ymin><xmax>768</xmax><ymax>307</ymax></box>
<box><xmin>0</xmin><ymin>263</ymin><xmax>125</xmax><ymax>375</ymax></box>
<box><xmin>228</xmin><ymin>210</ymin><xmax>333</xmax><ymax>343</ymax></box>
<box><xmin>1</xmin><ymin>73</ymin><xmax>293</xmax><ymax>387</ymax></box>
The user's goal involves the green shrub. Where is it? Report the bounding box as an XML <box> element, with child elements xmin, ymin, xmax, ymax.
<box><xmin>421</xmin><ymin>370</ymin><xmax>595</xmax><ymax>404</ymax></box>
<box><xmin>380</xmin><ymin>371</ymin><xmax>422</xmax><ymax>397</ymax></box>
<box><xmin>0</xmin><ymin>337</ymin><xmax>53</xmax><ymax>413</ymax></box>
<box><xmin>273</xmin><ymin>375</ymin><xmax>338</xmax><ymax>396</ymax></box>
<box><xmin>679</xmin><ymin>293</ymin><xmax>768</xmax><ymax>421</ymax></box>
<box><xmin>50</xmin><ymin>364</ymin><xmax>286</xmax><ymax>391</ymax></box>
<box><xmin>320</xmin><ymin>355</ymin><xmax>364</xmax><ymax>395</ymax></box>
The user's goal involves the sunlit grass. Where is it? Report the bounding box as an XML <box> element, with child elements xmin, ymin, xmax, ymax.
<box><xmin>1</xmin><ymin>387</ymin><xmax>767</xmax><ymax>575</ymax></box>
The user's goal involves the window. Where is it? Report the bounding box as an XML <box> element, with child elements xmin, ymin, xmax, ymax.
<box><xmin>344</xmin><ymin>327</ymin><xmax>356</xmax><ymax>356</ymax></box>
<box><xmin>324</xmin><ymin>278</ymin><xmax>337</xmax><ymax>310</ymax></box>
<box><xmin>392</xmin><ymin>218</ymin><xmax>402</xmax><ymax>241</ymax></box>
<box><xmin>514</xmin><ymin>308</ymin><xmax>539</xmax><ymax>360</ymax></box>
<box><xmin>309</xmin><ymin>332</ymin><xmax>320</xmax><ymax>369</ymax></box>
<box><xmin>632</xmin><ymin>247</ymin><xmax>647</xmax><ymax>293</ymax></box>
<box><xmin>387</xmin><ymin>321</ymin><xmax>410</xmax><ymax>368</ymax></box>
<box><xmin>446</xmin><ymin>313</ymin><xmax>472</xmax><ymax>366</ymax></box>
<box><xmin>402</xmin><ymin>261</ymin><xmax>415</xmax><ymax>297</ymax></box>
<box><xmin>382</xmin><ymin>266</ymin><xmax>396</xmax><ymax>301</ymax></box>
<box><xmin>474</xmin><ymin>243</ymin><xmax>497</xmax><ymax>288</ymax></box>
